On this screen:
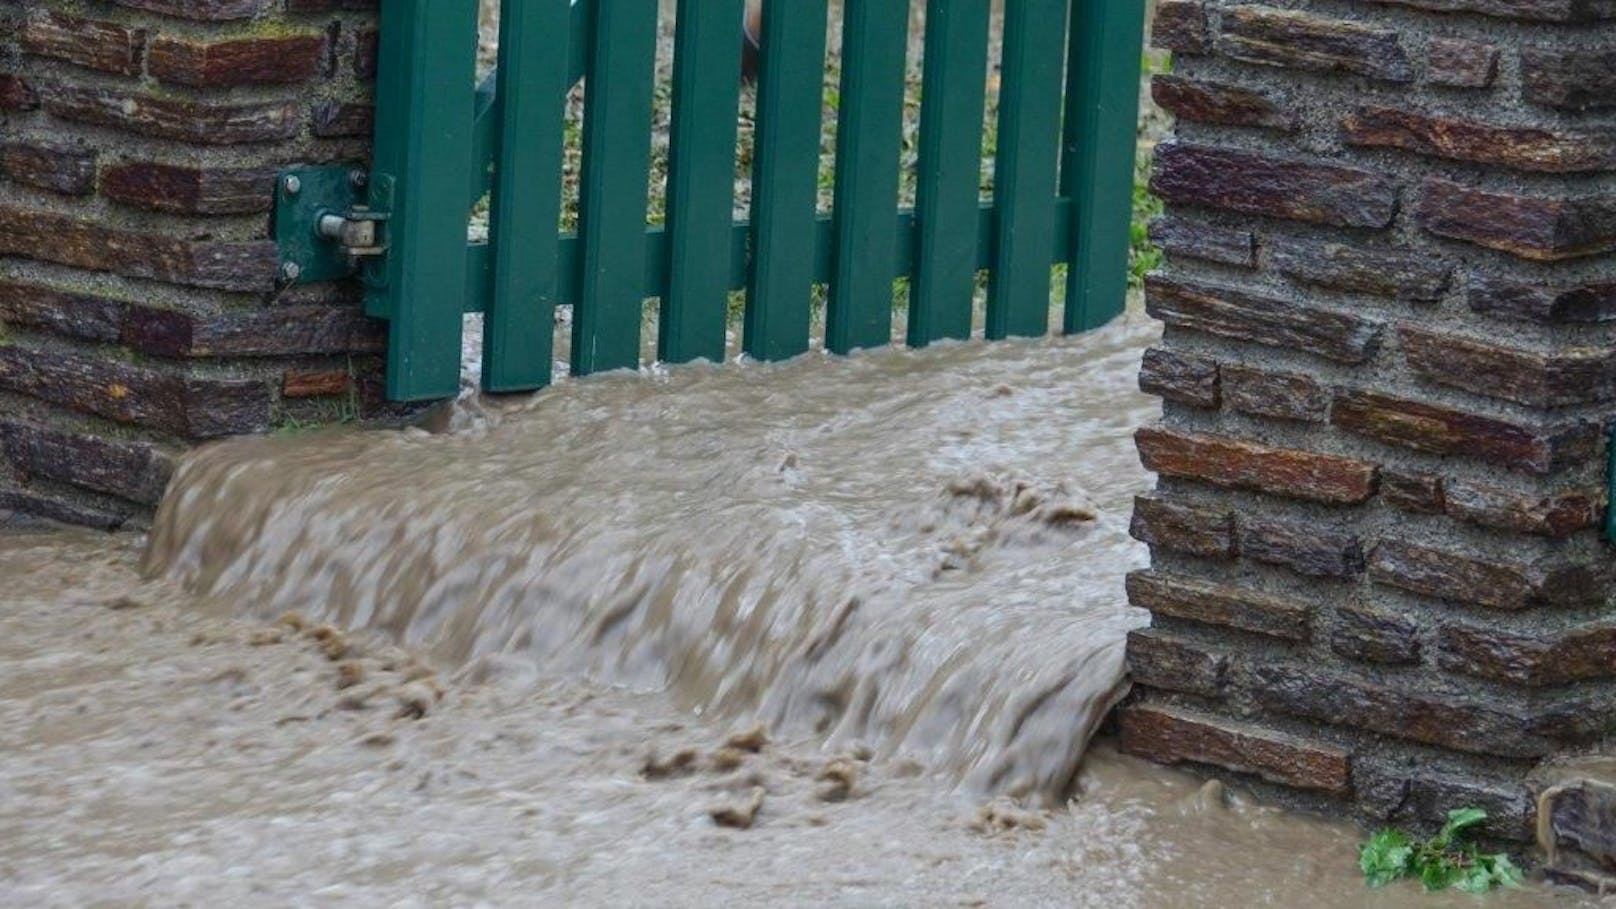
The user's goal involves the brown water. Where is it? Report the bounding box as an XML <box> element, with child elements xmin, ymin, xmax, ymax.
<box><xmin>2</xmin><ymin>316</ymin><xmax>1604</xmax><ymax>906</ymax></box>
<box><xmin>144</xmin><ymin>318</ymin><xmax>1159</xmax><ymax>802</ymax></box>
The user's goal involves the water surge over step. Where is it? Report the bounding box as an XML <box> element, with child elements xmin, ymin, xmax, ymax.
<box><xmin>144</xmin><ymin>319</ymin><xmax>1161</xmax><ymax>801</ymax></box>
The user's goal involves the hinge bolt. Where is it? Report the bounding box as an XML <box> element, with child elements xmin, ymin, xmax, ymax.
<box><xmin>281</xmin><ymin>261</ymin><xmax>302</xmax><ymax>281</ymax></box>
<box><xmin>283</xmin><ymin>175</ymin><xmax>302</xmax><ymax>196</ymax></box>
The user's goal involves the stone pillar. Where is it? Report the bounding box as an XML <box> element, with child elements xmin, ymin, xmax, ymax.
<box><xmin>1122</xmin><ymin>0</ymin><xmax>1616</xmax><ymax>848</ymax></box>
<box><xmin>0</xmin><ymin>0</ymin><xmax>384</xmax><ymax>529</ymax></box>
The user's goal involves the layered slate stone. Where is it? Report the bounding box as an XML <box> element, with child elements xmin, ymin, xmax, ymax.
<box><xmin>1344</xmin><ymin>106</ymin><xmax>1616</xmax><ymax>173</ymax></box>
<box><xmin>1138</xmin><ymin>347</ymin><xmax>1220</xmax><ymax>408</ymax></box>
<box><xmin>1129</xmin><ymin>495</ymin><xmax>1237</xmax><ymax>558</ymax></box>
<box><xmin>1119</xmin><ymin>705</ymin><xmax>1351</xmax><ymax>794</ymax></box>
<box><xmin>1269</xmin><ymin>237</ymin><xmax>1451</xmax><ymax>302</ymax></box>
<box><xmin>1145</xmin><ymin>275</ymin><xmax>1384</xmax><ymax>364</ymax></box>
<box><xmin>1151</xmin><ymin>143</ymin><xmax>1398</xmax><ymax>228</ymax></box>
<box><xmin>0</xmin><ymin>421</ymin><xmax>173</xmax><ymax>505</ymax></box>
<box><xmin>1522</xmin><ymin>46</ymin><xmax>1616</xmax><ymax>110</ymax></box>
<box><xmin>1151</xmin><ymin>75</ymin><xmax>1294</xmax><ymax>130</ymax></box>
<box><xmin>1135</xmin><ymin>427</ymin><xmax>1379</xmax><ymax>504</ymax></box>
<box><xmin>1218</xmin><ymin>6</ymin><xmax>1412</xmax><ymax>81</ymax></box>
<box><xmin>1418</xmin><ymin>179</ymin><xmax>1616</xmax><ymax>261</ymax></box>
<box><xmin>1400</xmin><ymin>323</ymin><xmax>1616</xmax><ymax>407</ymax></box>
<box><xmin>1</xmin><ymin>0</ymin><xmax>393</xmax><ymax>528</ymax></box>
<box><xmin>1125</xmin><ymin>630</ymin><xmax>1230</xmax><ymax>697</ymax></box>
<box><xmin>1330</xmin><ymin>389</ymin><xmax>1599</xmax><ymax>474</ymax></box>
<box><xmin>1130</xmin><ymin>0</ymin><xmax>1616</xmax><ymax>851</ymax></box>
<box><xmin>1127</xmin><ymin>570</ymin><xmax>1313</xmax><ymax>640</ymax></box>
<box><xmin>1147</xmin><ymin>218</ymin><xmax>1256</xmax><ymax>268</ymax></box>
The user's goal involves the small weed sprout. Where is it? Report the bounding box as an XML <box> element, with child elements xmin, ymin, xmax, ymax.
<box><xmin>1359</xmin><ymin>807</ymin><xmax>1523</xmax><ymax>893</ymax></box>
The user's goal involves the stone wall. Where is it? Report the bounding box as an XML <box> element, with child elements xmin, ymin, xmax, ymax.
<box><xmin>0</xmin><ymin>0</ymin><xmax>385</xmax><ymax>530</ymax></box>
<box><xmin>1121</xmin><ymin>0</ymin><xmax>1616</xmax><ymax>846</ymax></box>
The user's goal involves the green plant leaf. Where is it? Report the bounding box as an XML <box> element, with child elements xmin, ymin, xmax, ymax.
<box><xmin>1436</xmin><ymin>807</ymin><xmax>1488</xmax><ymax>848</ymax></box>
<box><xmin>1359</xmin><ymin>830</ymin><xmax>1414</xmax><ymax>888</ymax></box>
<box><xmin>1359</xmin><ymin>808</ymin><xmax>1519</xmax><ymax>894</ymax></box>
<box><xmin>1420</xmin><ymin>860</ymin><xmax>1460</xmax><ymax>892</ymax></box>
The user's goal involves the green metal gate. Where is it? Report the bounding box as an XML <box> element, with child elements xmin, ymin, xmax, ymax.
<box><xmin>278</xmin><ymin>0</ymin><xmax>1146</xmax><ymax>401</ymax></box>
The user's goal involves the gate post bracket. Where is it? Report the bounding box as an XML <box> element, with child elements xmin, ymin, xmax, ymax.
<box><xmin>274</xmin><ymin>164</ymin><xmax>389</xmax><ymax>284</ymax></box>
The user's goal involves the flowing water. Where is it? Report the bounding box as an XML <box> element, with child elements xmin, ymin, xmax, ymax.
<box><xmin>1</xmin><ymin>315</ymin><xmax>1605</xmax><ymax>906</ymax></box>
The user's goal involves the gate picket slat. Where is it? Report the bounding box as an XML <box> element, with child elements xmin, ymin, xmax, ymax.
<box><xmin>745</xmin><ymin>0</ymin><xmax>829</xmax><ymax>362</ymax></box>
<box><xmin>826</xmin><ymin>0</ymin><xmax>909</xmax><ymax>355</ymax></box>
<box><xmin>573</xmin><ymin>0</ymin><xmax>659</xmax><ymax>375</ymax></box>
<box><xmin>370</xmin><ymin>0</ymin><xmax>478</xmax><ymax>401</ymax></box>
<box><xmin>483</xmin><ymin>0</ymin><xmax>572</xmax><ymax>393</ymax></box>
<box><xmin>909</xmin><ymin>0</ymin><xmax>990</xmax><ymax>347</ymax></box>
<box><xmin>985</xmin><ymin>0</ymin><xmax>1067</xmax><ymax>340</ymax></box>
<box><xmin>661</xmin><ymin>0</ymin><xmax>746</xmax><ymax>365</ymax></box>
<box><xmin>1061</xmin><ymin>0</ymin><xmax>1146</xmax><ymax>333</ymax></box>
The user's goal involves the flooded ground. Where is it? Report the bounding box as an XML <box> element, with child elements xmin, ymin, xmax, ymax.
<box><xmin>2</xmin><ymin>316</ymin><xmax>1606</xmax><ymax>907</ymax></box>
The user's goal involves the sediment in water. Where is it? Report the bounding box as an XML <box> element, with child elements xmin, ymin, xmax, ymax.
<box><xmin>144</xmin><ymin>321</ymin><xmax>1160</xmax><ymax>801</ymax></box>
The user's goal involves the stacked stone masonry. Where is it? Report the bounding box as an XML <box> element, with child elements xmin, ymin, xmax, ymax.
<box><xmin>0</xmin><ymin>0</ymin><xmax>387</xmax><ymax>530</ymax></box>
<box><xmin>1127</xmin><ymin>0</ymin><xmax>1616</xmax><ymax>849</ymax></box>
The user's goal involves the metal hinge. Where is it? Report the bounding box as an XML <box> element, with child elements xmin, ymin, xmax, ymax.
<box><xmin>274</xmin><ymin>165</ymin><xmax>388</xmax><ymax>284</ymax></box>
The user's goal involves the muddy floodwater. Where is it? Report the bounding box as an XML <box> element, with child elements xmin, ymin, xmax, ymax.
<box><xmin>1</xmin><ymin>316</ymin><xmax>1604</xmax><ymax>907</ymax></box>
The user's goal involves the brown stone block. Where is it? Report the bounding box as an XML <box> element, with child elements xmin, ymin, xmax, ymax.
<box><xmin>1331</xmin><ymin>608</ymin><xmax>1421</xmax><ymax>665</ymax></box>
<box><xmin>1344</xmin><ymin>105</ymin><xmax>1616</xmax><ymax>173</ymax></box>
<box><xmin>283</xmin><ymin>370</ymin><xmax>353</xmax><ymax>399</ymax></box>
<box><xmin>1239</xmin><ymin>517</ymin><xmax>1364</xmax><ymax>578</ymax></box>
<box><xmin>1468</xmin><ymin>275</ymin><xmax>1616</xmax><ymax>324</ymax></box>
<box><xmin>1426</xmin><ymin>37</ymin><xmax>1499</xmax><ymax>89</ymax></box>
<box><xmin>21</xmin><ymin>11</ymin><xmax>145</xmax><ymax>76</ymax></box>
<box><xmin>354</xmin><ymin>28</ymin><xmax>379</xmax><ymax>80</ymax></box>
<box><xmin>1136</xmin><ymin>426</ymin><xmax>1378</xmax><ymax>504</ymax></box>
<box><xmin>1129</xmin><ymin>496</ymin><xmax>1236</xmax><ymax>559</ymax></box>
<box><xmin>0</xmin><ymin>488</ymin><xmax>132</xmax><ymax>532</ymax></box>
<box><xmin>1356</xmin><ymin>761</ymin><xmax>1535</xmax><ymax>843</ymax></box>
<box><xmin>1359</xmin><ymin>0</ymin><xmax>1614</xmax><ymax>20</ymax></box>
<box><xmin>1223</xmin><ymin>365</ymin><xmax>1331</xmax><ymax>423</ymax></box>
<box><xmin>1331</xmin><ymin>389</ymin><xmax>1600</xmax><ymax>474</ymax></box>
<box><xmin>0</xmin><ymin>280</ymin><xmax>127</xmax><ymax>344</ymax></box>
<box><xmin>1402</xmin><ymin>323</ymin><xmax>1616</xmax><ymax>407</ymax></box>
<box><xmin>1439</xmin><ymin>621</ymin><xmax>1616</xmax><ymax>685</ymax></box>
<box><xmin>1269</xmin><ymin>237</ymin><xmax>1451</xmax><ymax>303</ymax></box>
<box><xmin>0</xmin><ymin>141</ymin><xmax>96</xmax><ymax>196</ymax></box>
<box><xmin>109</xmin><ymin>0</ymin><xmax>270</xmax><ymax>19</ymax></box>
<box><xmin>1119</xmin><ymin>704</ymin><xmax>1351</xmax><ymax>794</ymax></box>
<box><xmin>1523</xmin><ymin>46</ymin><xmax>1616</xmax><ymax>111</ymax></box>
<box><xmin>1126</xmin><ymin>570</ymin><xmax>1312</xmax><ymax>641</ymax></box>
<box><xmin>0</xmin><ymin>74</ymin><xmax>38</xmax><ymax>112</ymax></box>
<box><xmin>100</xmin><ymin>161</ymin><xmax>275</xmax><ymax>215</ymax></box>
<box><xmin>0</xmin><ymin>205</ymin><xmax>277</xmax><ymax>292</ymax></box>
<box><xmin>1369</xmin><ymin>539</ymin><xmax>1606</xmax><ymax>610</ymax></box>
<box><xmin>1418</xmin><ymin>179</ymin><xmax>1616</xmax><ymax>262</ymax></box>
<box><xmin>313</xmin><ymin>102</ymin><xmax>375</xmax><ymax>138</ymax></box>
<box><xmin>148</xmin><ymin>33</ymin><xmax>325</xmax><ymax>87</ymax></box>
<box><xmin>1219</xmin><ymin>6</ymin><xmax>1412</xmax><ymax>82</ymax></box>
<box><xmin>1145</xmin><ymin>275</ymin><xmax>1384</xmax><ymax>364</ymax></box>
<box><xmin>1147</xmin><ymin>218</ymin><xmax>1256</xmax><ymax>268</ymax></box>
<box><xmin>122</xmin><ymin>305</ymin><xmax>386</xmax><ymax>358</ymax></box>
<box><xmin>1125</xmin><ymin>630</ymin><xmax>1229</xmax><ymax>698</ymax></box>
<box><xmin>1151</xmin><ymin>0</ymin><xmax>1210</xmax><ymax>54</ymax></box>
<box><xmin>40</xmin><ymin>83</ymin><xmax>299</xmax><ymax>145</ymax></box>
<box><xmin>0</xmin><ymin>420</ymin><xmax>172</xmax><ymax>505</ymax></box>
<box><xmin>1442</xmin><ymin>478</ymin><xmax>1600</xmax><ymax>538</ymax></box>
<box><xmin>0</xmin><ymin>345</ymin><xmax>270</xmax><ymax>438</ymax></box>
<box><xmin>1150</xmin><ymin>75</ymin><xmax>1294</xmax><ymax>130</ymax></box>
<box><xmin>1138</xmin><ymin>347</ymin><xmax>1219</xmax><ymax>408</ymax></box>
<box><xmin>1379</xmin><ymin>470</ymin><xmax>1444</xmax><ymax>514</ymax></box>
<box><xmin>1152</xmin><ymin>143</ymin><xmax>1398</xmax><ymax>228</ymax></box>
<box><xmin>1253</xmin><ymin>663</ymin><xmax>1548</xmax><ymax>758</ymax></box>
